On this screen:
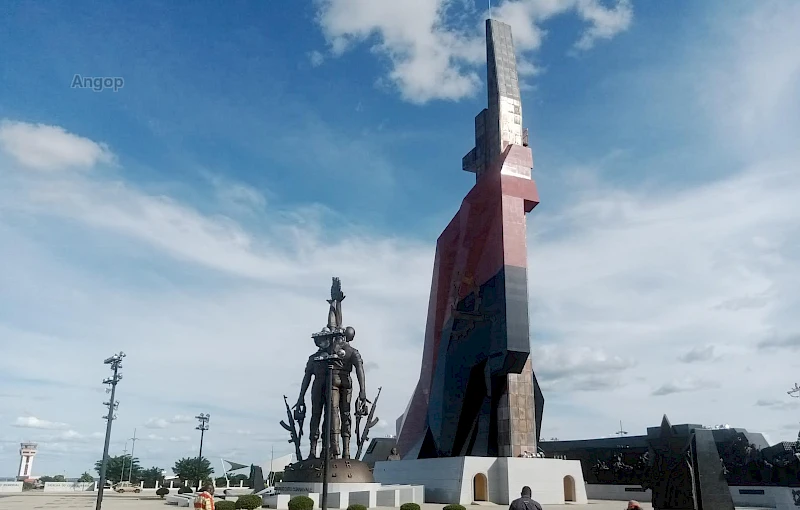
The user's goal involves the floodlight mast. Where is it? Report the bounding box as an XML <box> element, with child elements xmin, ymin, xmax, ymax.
<box><xmin>95</xmin><ymin>352</ymin><xmax>125</xmax><ymax>510</ymax></box>
<box><xmin>788</xmin><ymin>383</ymin><xmax>800</xmax><ymax>398</ymax></box>
<box><xmin>195</xmin><ymin>414</ymin><xmax>210</xmax><ymax>487</ymax></box>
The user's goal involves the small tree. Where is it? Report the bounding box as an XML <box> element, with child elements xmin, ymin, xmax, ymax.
<box><xmin>140</xmin><ymin>466</ymin><xmax>164</xmax><ymax>488</ymax></box>
<box><xmin>38</xmin><ymin>476</ymin><xmax>55</xmax><ymax>483</ymax></box>
<box><xmin>78</xmin><ymin>472</ymin><xmax>94</xmax><ymax>483</ymax></box>
<box><xmin>53</xmin><ymin>475</ymin><xmax>66</xmax><ymax>482</ymax></box>
<box><xmin>156</xmin><ymin>486</ymin><xmax>170</xmax><ymax>499</ymax></box>
<box><xmin>172</xmin><ymin>457</ymin><xmax>213</xmax><ymax>486</ymax></box>
<box><xmin>94</xmin><ymin>455</ymin><xmax>142</xmax><ymax>483</ymax></box>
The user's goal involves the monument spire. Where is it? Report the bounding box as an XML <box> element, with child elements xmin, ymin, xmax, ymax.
<box><xmin>396</xmin><ymin>15</ymin><xmax>540</xmax><ymax>460</ymax></box>
<box><xmin>462</xmin><ymin>18</ymin><xmax>530</xmax><ymax>181</ymax></box>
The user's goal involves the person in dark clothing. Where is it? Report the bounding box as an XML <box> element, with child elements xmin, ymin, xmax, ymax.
<box><xmin>509</xmin><ymin>486</ymin><xmax>543</xmax><ymax>510</ymax></box>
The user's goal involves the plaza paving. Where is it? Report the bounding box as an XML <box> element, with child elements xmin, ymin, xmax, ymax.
<box><xmin>0</xmin><ymin>493</ymin><xmax>769</xmax><ymax>510</ymax></box>
<box><xmin>0</xmin><ymin>493</ymin><xmax>652</xmax><ymax>510</ymax></box>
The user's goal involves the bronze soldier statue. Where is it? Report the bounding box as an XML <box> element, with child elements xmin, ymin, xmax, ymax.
<box><xmin>295</xmin><ymin>278</ymin><xmax>368</xmax><ymax>460</ymax></box>
<box><xmin>334</xmin><ymin>326</ymin><xmax>367</xmax><ymax>459</ymax></box>
<box><xmin>296</xmin><ymin>332</ymin><xmax>334</xmax><ymax>458</ymax></box>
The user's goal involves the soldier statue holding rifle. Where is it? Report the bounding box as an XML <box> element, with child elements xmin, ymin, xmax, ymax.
<box><xmin>280</xmin><ymin>278</ymin><xmax>382</xmax><ymax>483</ymax></box>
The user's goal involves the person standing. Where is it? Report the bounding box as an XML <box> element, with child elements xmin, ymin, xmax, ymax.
<box><xmin>509</xmin><ymin>486</ymin><xmax>542</xmax><ymax>510</ymax></box>
<box><xmin>193</xmin><ymin>483</ymin><xmax>215</xmax><ymax>510</ymax></box>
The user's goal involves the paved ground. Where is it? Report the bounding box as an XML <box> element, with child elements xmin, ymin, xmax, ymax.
<box><xmin>0</xmin><ymin>493</ymin><xmax>766</xmax><ymax>510</ymax></box>
<box><xmin>0</xmin><ymin>494</ymin><xmax>649</xmax><ymax>510</ymax></box>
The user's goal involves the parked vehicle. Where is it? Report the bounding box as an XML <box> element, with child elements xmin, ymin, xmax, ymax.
<box><xmin>113</xmin><ymin>481</ymin><xmax>141</xmax><ymax>493</ymax></box>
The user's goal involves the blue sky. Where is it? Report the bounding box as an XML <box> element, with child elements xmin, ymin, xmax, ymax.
<box><xmin>1</xmin><ymin>0</ymin><xmax>799</xmax><ymax>478</ymax></box>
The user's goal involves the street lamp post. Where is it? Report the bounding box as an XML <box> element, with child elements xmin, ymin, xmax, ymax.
<box><xmin>788</xmin><ymin>383</ymin><xmax>800</xmax><ymax>398</ymax></box>
<box><xmin>120</xmin><ymin>441</ymin><xmax>129</xmax><ymax>483</ymax></box>
<box><xmin>128</xmin><ymin>429</ymin><xmax>138</xmax><ymax>482</ymax></box>
<box><xmin>95</xmin><ymin>352</ymin><xmax>125</xmax><ymax>510</ymax></box>
<box><xmin>195</xmin><ymin>414</ymin><xmax>210</xmax><ymax>487</ymax></box>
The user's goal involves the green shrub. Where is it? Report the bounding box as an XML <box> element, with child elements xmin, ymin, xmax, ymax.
<box><xmin>235</xmin><ymin>494</ymin><xmax>264</xmax><ymax>509</ymax></box>
<box><xmin>288</xmin><ymin>495</ymin><xmax>315</xmax><ymax>510</ymax></box>
<box><xmin>443</xmin><ymin>505</ymin><xmax>466</xmax><ymax>510</ymax></box>
<box><xmin>156</xmin><ymin>487</ymin><xmax>170</xmax><ymax>499</ymax></box>
<box><xmin>177</xmin><ymin>486</ymin><xmax>193</xmax><ymax>494</ymax></box>
<box><xmin>347</xmin><ymin>504</ymin><xmax>367</xmax><ymax>510</ymax></box>
<box><xmin>401</xmin><ymin>504</ymin><xmax>420</xmax><ymax>510</ymax></box>
<box><xmin>216</xmin><ymin>501</ymin><xmax>236</xmax><ymax>510</ymax></box>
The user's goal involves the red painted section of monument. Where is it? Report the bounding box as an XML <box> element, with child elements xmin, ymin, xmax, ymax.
<box><xmin>395</xmin><ymin>146</ymin><xmax>540</xmax><ymax>457</ymax></box>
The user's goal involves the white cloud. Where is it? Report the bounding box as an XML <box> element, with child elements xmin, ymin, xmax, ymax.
<box><xmin>169</xmin><ymin>436</ymin><xmax>191</xmax><ymax>443</ymax></box>
<box><xmin>0</xmin><ymin>120</ymin><xmax>114</xmax><ymax>171</ymax></box>
<box><xmin>308</xmin><ymin>50</ymin><xmax>325</xmax><ymax>67</ymax></box>
<box><xmin>144</xmin><ymin>418</ymin><xmax>170</xmax><ymax>429</ymax></box>
<box><xmin>13</xmin><ymin>416</ymin><xmax>69</xmax><ymax>430</ymax></box>
<box><xmin>144</xmin><ymin>415</ymin><xmax>197</xmax><ymax>429</ymax></box>
<box><xmin>573</xmin><ymin>0</ymin><xmax>633</xmax><ymax>51</ymax></box>
<box><xmin>314</xmin><ymin>0</ymin><xmax>632</xmax><ymax>103</ymax></box>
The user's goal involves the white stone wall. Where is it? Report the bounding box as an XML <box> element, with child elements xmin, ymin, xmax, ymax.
<box><xmin>375</xmin><ymin>457</ymin><xmax>467</xmax><ymax>504</ymax></box>
<box><xmin>0</xmin><ymin>482</ymin><xmax>23</xmax><ymax>493</ymax></box>
<box><xmin>375</xmin><ymin>456</ymin><xmax>587</xmax><ymax>505</ymax></box>
<box><xmin>43</xmin><ymin>482</ymin><xmax>95</xmax><ymax>492</ymax></box>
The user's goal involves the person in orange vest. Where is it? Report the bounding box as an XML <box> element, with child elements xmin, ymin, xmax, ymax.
<box><xmin>194</xmin><ymin>482</ymin><xmax>215</xmax><ymax>510</ymax></box>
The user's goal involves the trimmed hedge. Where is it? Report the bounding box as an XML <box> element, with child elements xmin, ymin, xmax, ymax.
<box><xmin>400</xmin><ymin>504</ymin><xmax>420</xmax><ymax>510</ymax></box>
<box><xmin>443</xmin><ymin>505</ymin><xmax>467</xmax><ymax>510</ymax></box>
<box><xmin>288</xmin><ymin>495</ymin><xmax>315</xmax><ymax>510</ymax></box>
<box><xmin>216</xmin><ymin>501</ymin><xmax>236</xmax><ymax>510</ymax></box>
<box><xmin>156</xmin><ymin>487</ymin><xmax>170</xmax><ymax>499</ymax></box>
<box><xmin>235</xmin><ymin>494</ymin><xmax>264</xmax><ymax>509</ymax></box>
<box><xmin>347</xmin><ymin>504</ymin><xmax>367</xmax><ymax>510</ymax></box>
<box><xmin>177</xmin><ymin>486</ymin><xmax>193</xmax><ymax>494</ymax></box>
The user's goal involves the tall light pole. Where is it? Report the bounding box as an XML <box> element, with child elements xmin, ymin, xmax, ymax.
<box><xmin>128</xmin><ymin>429</ymin><xmax>138</xmax><ymax>482</ymax></box>
<box><xmin>615</xmin><ymin>420</ymin><xmax>628</xmax><ymax>438</ymax></box>
<box><xmin>788</xmin><ymin>383</ymin><xmax>800</xmax><ymax>398</ymax></box>
<box><xmin>195</xmin><ymin>414</ymin><xmax>210</xmax><ymax>487</ymax></box>
<box><xmin>96</xmin><ymin>352</ymin><xmax>125</xmax><ymax>510</ymax></box>
<box><xmin>120</xmin><ymin>441</ymin><xmax>129</xmax><ymax>484</ymax></box>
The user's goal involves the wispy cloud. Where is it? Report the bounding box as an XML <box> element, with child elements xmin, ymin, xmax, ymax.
<box><xmin>678</xmin><ymin>345</ymin><xmax>719</xmax><ymax>364</ymax></box>
<box><xmin>13</xmin><ymin>416</ymin><xmax>69</xmax><ymax>430</ymax></box>
<box><xmin>0</xmin><ymin>120</ymin><xmax>114</xmax><ymax>171</ymax></box>
<box><xmin>314</xmin><ymin>0</ymin><xmax>633</xmax><ymax>103</ymax></box>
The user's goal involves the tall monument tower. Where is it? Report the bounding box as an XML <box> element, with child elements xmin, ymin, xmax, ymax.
<box><xmin>17</xmin><ymin>442</ymin><xmax>38</xmax><ymax>480</ymax></box>
<box><xmin>395</xmin><ymin>18</ymin><xmax>544</xmax><ymax>459</ymax></box>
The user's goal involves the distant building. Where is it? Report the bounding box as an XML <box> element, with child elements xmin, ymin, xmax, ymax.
<box><xmin>17</xmin><ymin>443</ymin><xmax>38</xmax><ymax>481</ymax></box>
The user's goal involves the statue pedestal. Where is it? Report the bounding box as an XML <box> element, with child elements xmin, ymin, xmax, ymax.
<box><xmin>281</xmin><ymin>458</ymin><xmax>374</xmax><ymax>484</ymax></box>
<box><xmin>373</xmin><ymin>456</ymin><xmax>588</xmax><ymax>505</ymax></box>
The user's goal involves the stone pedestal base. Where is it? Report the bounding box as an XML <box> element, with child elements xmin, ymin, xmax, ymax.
<box><xmin>374</xmin><ymin>456</ymin><xmax>588</xmax><ymax>505</ymax></box>
<box><xmin>281</xmin><ymin>458</ymin><xmax>374</xmax><ymax>483</ymax></box>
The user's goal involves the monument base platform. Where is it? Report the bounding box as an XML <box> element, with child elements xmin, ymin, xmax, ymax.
<box><xmin>281</xmin><ymin>458</ymin><xmax>373</xmax><ymax>483</ymax></box>
<box><xmin>373</xmin><ymin>457</ymin><xmax>588</xmax><ymax>505</ymax></box>
<box><xmin>271</xmin><ymin>482</ymin><xmax>424</xmax><ymax>509</ymax></box>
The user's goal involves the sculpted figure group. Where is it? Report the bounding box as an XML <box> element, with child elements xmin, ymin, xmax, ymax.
<box><xmin>281</xmin><ymin>278</ymin><xmax>379</xmax><ymax>462</ymax></box>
